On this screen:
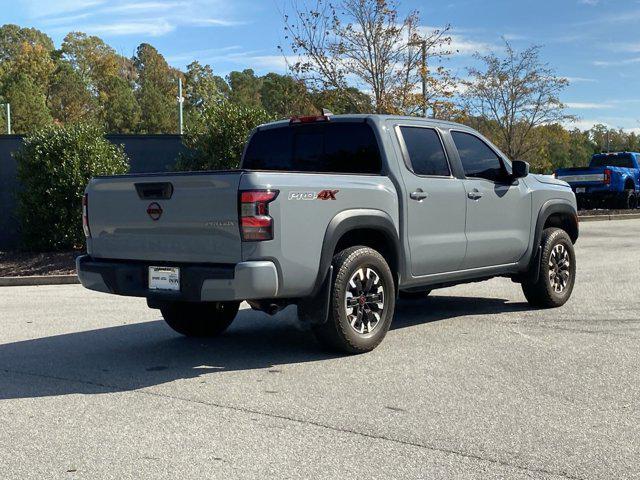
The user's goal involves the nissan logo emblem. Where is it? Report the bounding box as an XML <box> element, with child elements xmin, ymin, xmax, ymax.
<box><xmin>147</xmin><ymin>202</ymin><xmax>163</xmax><ymax>221</ymax></box>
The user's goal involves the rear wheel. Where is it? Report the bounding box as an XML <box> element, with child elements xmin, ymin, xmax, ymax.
<box><xmin>312</xmin><ymin>246</ymin><xmax>395</xmax><ymax>354</ymax></box>
<box><xmin>618</xmin><ymin>189</ymin><xmax>636</xmax><ymax>210</ymax></box>
<box><xmin>522</xmin><ymin>228</ymin><xmax>576</xmax><ymax>308</ymax></box>
<box><xmin>161</xmin><ymin>301</ymin><xmax>240</xmax><ymax>337</ymax></box>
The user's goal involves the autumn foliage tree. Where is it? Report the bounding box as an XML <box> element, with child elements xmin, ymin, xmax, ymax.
<box><xmin>281</xmin><ymin>0</ymin><xmax>455</xmax><ymax>114</ymax></box>
<box><xmin>462</xmin><ymin>41</ymin><xmax>573</xmax><ymax>164</ymax></box>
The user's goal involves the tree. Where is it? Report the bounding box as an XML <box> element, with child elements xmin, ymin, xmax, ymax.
<box><xmin>101</xmin><ymin>75</ymin><xmax>141</xmax><ymax>133</ymax></box>
<box><xmin>462</xmin><ymin>41</ymin><xmax>573</xmax><ymax>161</ymax></box>
<box><xmin>184</xmin><ymin>61</ymin><xmax>222</xmax><ymax>111</ymax></box>
<box><xmin>15</xmin><ymin>123</ymin><xmax>129</xmax><ymax>251</ymax></box>
<box><xmin>311</xmin><ymin>87</ymin><xmax>373</xmax><ymax>114</ymax></box>
<box><xmin>134</xmin><ymin>43</ymin><xmax>179</xmax><ymax>133</ymax></box>
<box><xmin>1</xmin><ymin>74</ymin><xmax>52</xmax><ymax>133</ymax></box>
<box><xmin>61</xmin><ymin>32</ymin><xmax>140</xmax><ymax>132</ymax></box>
<box><xmin>282</xmin><ymin>0</ymin><xmax>454</xmax><ymax>114</ymax></box>
<box><xmin>47</xmin><ymin>61</ymin><xmax>96</xmax><ymax>124</ymax></box>
<box><xmin>260</xmin><ymin>73</ymin><xmax>316</xmax><ymax>118</ymax></box>
<box><xmin>177</xmin><ymin>100</ymin><xmax>273</xmax><ymax>171</ymax></box>
<box><xmin>228</xmin><ymin>69</ymin><xmax>263</xmax><ymax>109</ymax></box>
<box><xmin>0</xmin><ymin>24</ymin><xmax>53</xmax><ymax>63</ymax></box>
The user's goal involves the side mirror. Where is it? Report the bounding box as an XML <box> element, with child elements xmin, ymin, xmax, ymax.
<box><xmin>512</xmin><ymin>160</ymin><xmax>529</xmax><ymax>179</ymax></box>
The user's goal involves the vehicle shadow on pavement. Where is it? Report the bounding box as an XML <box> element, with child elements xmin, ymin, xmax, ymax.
<box><xmin>0</xmin><ymin>295</ymin><xmax>530</xmax><ymax>400</ymax></box>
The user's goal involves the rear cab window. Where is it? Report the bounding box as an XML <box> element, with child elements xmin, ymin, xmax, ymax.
<box><xmin>398</xmin><ymin>126</ymin><xmax>451</xmax><ymax>176</ymax></box>
<box><xmin>242</xmin><ymin>122</ymin><xmax>382</xmax><ymax>174</ymax></box>
<box><xmin>590</xmin><ymin>154</ymin><xmax>635</xmax><ymax>168</ymax></box>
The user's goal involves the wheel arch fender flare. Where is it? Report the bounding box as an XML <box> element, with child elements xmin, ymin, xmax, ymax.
<box><xmin>525</xmin><ymin>199</ymin><xmax>578</xmax><ymax>283</ymax></box>
<box><xmin>310</xmin><ymin>209</ymin><xmax>402</xmax><ymax>297</ymax></box>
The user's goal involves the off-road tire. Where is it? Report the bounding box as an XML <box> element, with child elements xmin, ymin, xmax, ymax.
<box><xmin>312</xmin><ymin>246</ymin><xmax>395</xmax><ymax>354</ymax></box>
<box><xmin>161</xmin><ymin>301</ymin><xmax>240</xmax><ymax>337</ymax></box>
<box><xmin>522</xmin><ymin>228</ymin><xmax>576</xmax><ymax>308</ymax></box>
<box><xmin>399</xmin><ymin>289</ymin><xmax>432</xmax><ymax>300</ymax></box>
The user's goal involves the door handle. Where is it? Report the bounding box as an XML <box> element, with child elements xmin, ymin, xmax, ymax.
<box><xmin>467</xmin><ymin>190</ymin><xmax>484</xmax><ymax>200</ymax></box>
<box><xmin>410</xmin><ymin>190</ymin><xmax>429</xmax><ymax>201</ymax></box>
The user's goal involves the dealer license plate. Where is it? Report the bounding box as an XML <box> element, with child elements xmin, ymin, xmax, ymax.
<box><xmin>149</xmin><ymin>266</ymin><xmax>180</xmax><ymax>291</ymax></box>
<box><xmin>576</xmin><ymin>187</ymin><xmax>586</xmax><ymax>194</ymax></box>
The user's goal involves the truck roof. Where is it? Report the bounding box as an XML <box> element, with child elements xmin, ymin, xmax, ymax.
<box><xmin>257</xmin><ymin>114</ymin><xmax>472</xmax><ymax>131</ymax></box>
<box><xmin>592</xmin><ymin>152</ymin><xmax>640</xmax><ymax>157</ymax></box>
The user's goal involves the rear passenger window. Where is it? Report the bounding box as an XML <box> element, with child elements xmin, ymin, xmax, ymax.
<box><xmin>243</xmin><ymin>122</ymin><xmax>382</xmax><ymax>174</ymax></box>
<box><xmin>451</xmin><ymin>131</ymin><xmax>504</xmax><ymax>182</ymax></box>
<box><xmin>400</xmin><ymin>127</ymin><xmax>450</xmax><ymax>176</ymax></box>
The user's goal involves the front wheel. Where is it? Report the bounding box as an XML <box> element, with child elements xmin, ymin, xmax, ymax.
<box><xmin>312</xmin><ymin>246</ymin><xmax>396</xmax><ymax>354</ymax></box>
<box><xmin>161</xmin><ymin>301</ymin><xmax>240</xmax><ymax>337</ymax></box>
<box><xmin>522</xmin><ymin>228</ymin><xmax>576</xmax><ymax>308</ymax></box>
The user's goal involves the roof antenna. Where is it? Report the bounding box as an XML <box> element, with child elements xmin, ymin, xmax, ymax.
<box><xmin>322</xmin><ymin>108</ymin><xmax>334</xmax><ymax>117</ymax></box>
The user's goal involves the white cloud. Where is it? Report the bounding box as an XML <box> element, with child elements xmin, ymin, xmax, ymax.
<box><xmin>566</xmin><ymin>102</ymin><xmax>612</xmax><ymax>110</ymax></box>
<box><xmin>24</xmin><ymin>0</ymin><xmax>106</xmax><ymax>18</ymax></box>
<box><xmin>448</xmin><ymin>34</ymin><xmax>497</xmax><ymax>55</ymax></box>
<box><xmin>417</xmin><ymin>26</ymin><xmax>498</xmax><ymax>57</ymax></box>
<box><xmin>607</xmin><ymin>42</ymin><xmax>640</xmax><ymax>53</ymax></box>
<box><xmin>579</xmin><ymin>0</ymin><xmax>600</xmax><ymax>5</ymax></box>
<box><xmin>28</xmin><ymin>0</ymin><xmax>244</xmax><ymax>38</ymax></box>
<box><xmin>72</xmin><ymin>20</ymin><xmax>176</xmax><ymax>37</ymax></box>
<box><xmin>563</xmin><ymin>76</ymin><xmax>597</xmax><ymax>84</ymax></box>
<box><xmin>593</xmin><ymin>57</ymin><xmax>640</xmax><ymax>67</ymax></box>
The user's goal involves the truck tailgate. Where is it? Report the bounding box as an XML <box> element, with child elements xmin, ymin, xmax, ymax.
<box><xmin>556</xmin><ymin>167</ymin><xmax>605</xmax><ymax>184</ymax></box>
<box><xmin>86</xmin><ymin>172</ymin><xmax>243</xmax><ymax>264</ymax></box>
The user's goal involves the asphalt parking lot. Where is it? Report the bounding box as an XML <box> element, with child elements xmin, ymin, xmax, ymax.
<box><xmin>1</xmin><ymin>220</ymin><xmax>639</xmax><ymax>480</ymax></box>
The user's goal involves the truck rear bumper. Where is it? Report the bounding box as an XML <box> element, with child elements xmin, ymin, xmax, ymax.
<box><xmin>76</xmin><ymin>255</ymin><xmax>279</xmax><ymax>302</ymax></box>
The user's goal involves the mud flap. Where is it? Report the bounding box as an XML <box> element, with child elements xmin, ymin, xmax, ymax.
<box><xmin>297</xmin><ymin>266</ymin><xmax>333</xmax><ymax>325</ymax></box>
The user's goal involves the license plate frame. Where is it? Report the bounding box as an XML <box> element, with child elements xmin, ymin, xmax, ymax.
<box><xmin>148</xmin><ymin>266</ymin><xmax>180</xmax><ymax>292</ymax></box>
<box><xmin>575</xmin><ymin>187</ymin><xmax>586</xmax><ymax>194</ymax></box>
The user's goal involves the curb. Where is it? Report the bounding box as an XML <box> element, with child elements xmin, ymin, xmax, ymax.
<box><xmin>0</xmin><ymin>274</ymin><xmax>79</xmax><ymax>287</ymax></box>
<box><xmin>578</xmin><ymin>213</ymin><xmax>640</xmax><ymax>222</ymax></box>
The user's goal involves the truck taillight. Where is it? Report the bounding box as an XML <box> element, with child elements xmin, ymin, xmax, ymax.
<box><xmin>604</xmin><ymin>169</ymin><xmax>612</xmax><ymax>185</ymax></box>
<box><xmin>239</xmin><ymin>190</ymin><xmax>278</xmax><ymax>241</ymax></box>
<box><xmin>82</xmin><ymin>193</ymin><xmax>91</xmax><ymax>238</ymax></box>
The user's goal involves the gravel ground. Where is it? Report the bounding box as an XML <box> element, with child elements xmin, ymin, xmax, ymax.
<box><xmin>0</xmin><ymin>251</ymin><xmax>79</xmax><ymax>277</ymax></box>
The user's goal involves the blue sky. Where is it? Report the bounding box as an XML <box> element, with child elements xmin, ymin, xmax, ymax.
<box><xmin>2</xmin><ymin>0</ymin><xmax>640</xmax><ymax>132</ymax></box>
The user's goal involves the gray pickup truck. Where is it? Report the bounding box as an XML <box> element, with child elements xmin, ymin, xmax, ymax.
<box><xmin>77</xmin><ymin>114</ymin><xmax>579</xmax><ymax>353</ymax></box>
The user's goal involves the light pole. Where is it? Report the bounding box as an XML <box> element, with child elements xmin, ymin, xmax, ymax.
<box><xmin>408</xmin><ymin>40</ymin><xmax>427</xmax><ymax>118</ymax></box>
<box><xmin>177</xmin><ymin>78</ymin><xmax>184</xmax><ymax>135</ymax></box>
<box><xmin>0</xmin><ymin>103</ymin><xmax>11</xmax><ymax>134</ymax></box>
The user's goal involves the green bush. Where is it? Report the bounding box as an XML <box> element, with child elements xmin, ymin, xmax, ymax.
<box><xmin>176</xmin><ymin>99</ymin><xmax>273</xmax><ymax>171</ymax></box>
<box><xmin>15</xmin><ymin>123</ymin><xmax>129</xmax><ymax>251</ymax></box>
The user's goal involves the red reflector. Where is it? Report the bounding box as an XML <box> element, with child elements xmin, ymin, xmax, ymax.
<box><xmin>82</xmin><ymin>193</ymin><xmax>91</xmax><ymax>238</ymax></box>
<box><xmin>604</xmin><ymin>169</ymin><xmax>611</xmax><ymax>185</ymax></box>
<box><xmin>241</xmin><ymin>216</ymin><xmax>272</xmax><ymax>228</ymax></box>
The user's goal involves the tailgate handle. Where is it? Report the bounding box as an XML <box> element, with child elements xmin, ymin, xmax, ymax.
<box><xmin>135</xmin><ymin>182</ymin><xmax>173</xmax><ymax>200</ymax></box>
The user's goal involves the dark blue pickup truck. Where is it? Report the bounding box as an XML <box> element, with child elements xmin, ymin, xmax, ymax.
<box><xmin>556</xmin><ymin>152</ymin><xmax>640</xmax><ymax>210</ymax></box>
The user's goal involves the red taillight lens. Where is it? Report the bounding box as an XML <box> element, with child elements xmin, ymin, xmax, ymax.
<box><xmin>82</xmin><ymin>193</ymin><xmax>91</xmax><ymax>238</ymax></box>
<box><xmin>239</xmin><ymin>190</ymin><xmax>278</xmax><ymax>241</ymax></box>
<box><xmin>290</xmin><ymin>115</ymin><xmax>330</xmax><ymax>124</ymax></box>
<box><xmin>603</xmin><ymin>169</ymin><xmax>611</xmax><ymax>185</ymax></box>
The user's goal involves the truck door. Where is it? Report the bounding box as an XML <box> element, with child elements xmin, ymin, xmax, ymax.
<box><xmin>449</xmin><ymin>131</ymin><xmax>531</xmax><ymax>269</ymax></box>
<box><xmin>394</xmin><ymin>125</ymin><xmax>467</xmax><ymax>276</ymax></box>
